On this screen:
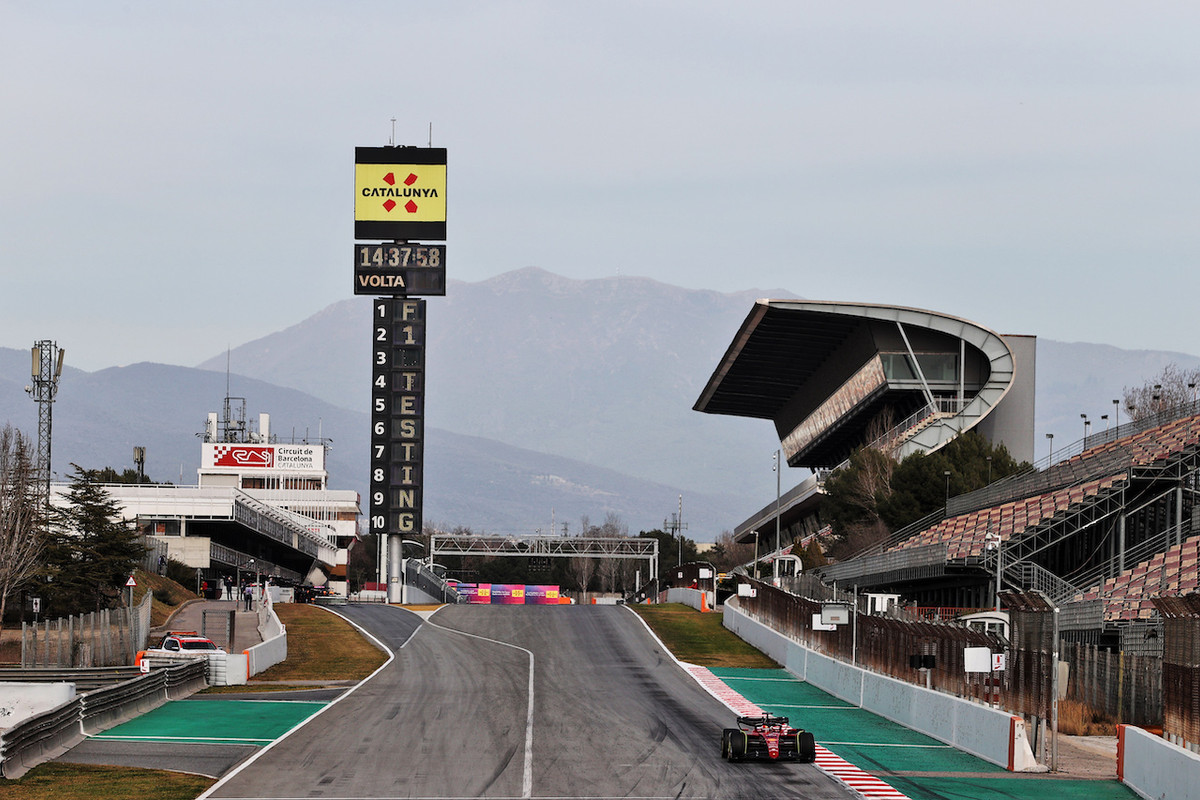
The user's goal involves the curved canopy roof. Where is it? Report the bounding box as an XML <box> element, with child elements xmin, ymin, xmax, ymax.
<box><xmin>694</xmin><ymin>300</ymin><xmax>1018</xmax><ymax>467</ymax></box>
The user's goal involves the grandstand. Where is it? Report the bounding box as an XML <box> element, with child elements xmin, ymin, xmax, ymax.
<box><xmin>817</xmin><ymin>403</ymin><xmax>1200</xmax><ymax>647</ymax></box>
<box><xmin>697</xmin><ymin>299</ymin><xmax>1200</xmax><ymax>648</ymax></box>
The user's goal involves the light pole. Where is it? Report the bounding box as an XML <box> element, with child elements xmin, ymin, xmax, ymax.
<box><xmin>773</xmin><ymin>450</ymin><xmax>782</xmax><ymax>581</ymax></box>
<box><xmin>1112</xmin><ymin>399</ymin><xmax>1120</xmax><ymax>433</ymax></box>
<box><xmin>985</xmin><ymin>530</ymin><xmax>1002</xmax><ymax>611</ymax></box>
<box><xmin>985</xmin><ymin>456</ymin><xmax>992</xmax><ymax>485</ymax></box>
<box><xmin>944</xmin><ymin>470</ymin><xmax>951</xmax><ymax>505</ymax></box>
<box><xmin>1045</xmin><ymin>432</ymin><xmax>1055</xmax><ymax>464</ymax></box>
<box><xmin>1080</xmin><ymin>413</ymin><xmax>1089</xmax><ymax>443</ymax></box>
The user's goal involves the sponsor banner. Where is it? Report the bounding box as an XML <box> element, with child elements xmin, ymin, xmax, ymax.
<box><xmin>354</xmin><ymin>147</ymin><xmax>447</xmax><ymax>240</ymax></box>
<box><xmin>456</xmin><ymin>584</ymin><xmax>562</xmax><ymax>604</ymax></box>
<box><xmin>490</xmin><ymin>584</ymin><xmax>527</xmax><ymax>605</ymax></box>
<box><xmin>202</xmin><ymin>443</ymin><xmax>324</xmax><ymax>472</ymax></box>
<box><xmin>525</xmin><ymin>585</ymin><xmax>561</xmax><ymax>605</ymax></box>
<box><xmin>457</xmin><ymin>583</ymin><xmax>491</xmax><ymax>604</ymax></box>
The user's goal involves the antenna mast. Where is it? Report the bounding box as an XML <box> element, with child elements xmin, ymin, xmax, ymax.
<box><xmin>26</xmin><ymin>340</ymin><xmax>65</xmax><ymax>506</ymax></box>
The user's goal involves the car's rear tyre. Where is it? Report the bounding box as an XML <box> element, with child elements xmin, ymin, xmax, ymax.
<box><xmin>726</xmin><ymin>730</ymin><xmax>746</xmax><ymax>762</ymax></box>
<box><xmin>796</xmin><ymin>731</ymin><xmax>816</xmax><ymax>763</ymax></box>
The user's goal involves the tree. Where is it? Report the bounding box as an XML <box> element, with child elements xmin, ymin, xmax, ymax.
<box><xmin>881</xmin><ymin>431</ymin><xmax>1023</xmax><ymax>530</ymax></box>
<box><xmin>638</xmin><ymin>528</ymin><xmax>699</xmax><ymax>583</ymax></box>
<box><xmin>594</xmin><ymin>512</ymin><xmax>628</xmax><ymax>594</ymax></box>
<box><xmin>1123</xmin><ymin>363</ymin><xmax>1200</xmax><ymax>420</ymax></box>
<box><xmin>707</xmin><ymin>530</ymin><xmax>755</xmax><ymax>573</ymax></box>
<box><xmin>821</xmin><ymin>446</ymin><xmax>896</xmax><ymax>560</ymax></box>
<box><xmin>0</xmin><ymin>425</ymin><xmax>45</xmax><ymax>635</ymax></box>
<box><xmin>89</xmin><ymin>466</ymin><xmax>162</xmax><ymax>485</ymax></box>
<box><xmin>42</xmin><ymin>464</ymin><xmax>145</xmax><ymax>615</ymax></box>
<box><xmin>346</xmin><ymin>533</ymin><xmax>379</xmax><ymax>594</ymax></box>
<box><xmin>822</xmin><ymin>430</ymin><xmax>1025</xmax><ymax>560</ymax></box>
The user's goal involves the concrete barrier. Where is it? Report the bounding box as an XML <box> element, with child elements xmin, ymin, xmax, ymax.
<box><xmin>665</xmin><ymin>587</ymin><xmax>709</xmax><ymax>611</ymax></box>
<box><xmin>1119</xmin><ymin>723</ymin><xmax>1200</xmax><ymax>800</ymax></box>
<box><xmin>0</xmin><ymin>683</ymin><xmax>75</xmax><ymax>727</ymax></box>
<box><xmin>723</xmin><ymin>599</ymin><xmax>1038</xmax><ymax>771</ymax></box>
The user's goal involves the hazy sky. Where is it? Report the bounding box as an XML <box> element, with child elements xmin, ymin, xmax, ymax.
<box><xmin>3</xmin><ymin>2</ymin><xmax>1199</xmax><ymax>372</ymax></box>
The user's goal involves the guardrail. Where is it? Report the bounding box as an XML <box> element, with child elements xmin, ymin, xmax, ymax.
<box><xmin>0</xmin><ymin>660</ymin><xmax>206</xmax><ymax>780</ymax></box>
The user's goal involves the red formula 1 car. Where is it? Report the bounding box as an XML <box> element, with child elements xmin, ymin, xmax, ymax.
<box><xmin>720</xmin><ymin>715</ymin><xmax>816</xmax><ymax>763</ymax></box>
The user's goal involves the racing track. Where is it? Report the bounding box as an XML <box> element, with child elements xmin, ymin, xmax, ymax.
<box><xmin>203</xmin><ymin>604</ymin><xmax>854</xmax><ymax>799</ymax></box>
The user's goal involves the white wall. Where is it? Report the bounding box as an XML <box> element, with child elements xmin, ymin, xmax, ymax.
<box><xmin>1120</xmin><ymin>724</ymin><xmax>1200</xmax><ymax>800</ymax></box>
<box><xmin>0</xmin><ymin>683</ymin><xmax>75</xmax><ymax>727</ymax></box>
<box><xmin>722</xmin><ymin>599</ymin><xmax>1038</xmax><ymax>771</ymax></box>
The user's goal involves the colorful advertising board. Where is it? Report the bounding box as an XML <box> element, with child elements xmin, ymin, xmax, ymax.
<box><xmin>354</xmin><ymin>147</ymin><xmax>447</xmax><ymax>241</ymax></box>
<box><xmin>525</xmin><ymin>585</ymin><xmax>561</xmax><ymax>605</ymax></box>
<box><xmin>457</xmin><ymin>584</ymin><xmax>491</xmax><ymax>604</ymax></box>
<box><xmin>202</xmin><ymin>443</ymin><xmax>324</xmax><ymax>472</ymax></box>
<box><xmin>455</xmin><ymin>584</ymin><xmax>561</xmax><ymax>605</ymax></box>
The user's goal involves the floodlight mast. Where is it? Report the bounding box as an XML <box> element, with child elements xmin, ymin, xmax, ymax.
<box><xmin>26</xmin><ymin>340</ymin><xmax>64</xmax><ymax>507</ymax></box>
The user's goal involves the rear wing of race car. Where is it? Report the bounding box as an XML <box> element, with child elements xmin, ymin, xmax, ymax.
<box><xmin>736</xmin><ymin>714</ymin><xmax>791</xmax><ymax>729</ymax></box>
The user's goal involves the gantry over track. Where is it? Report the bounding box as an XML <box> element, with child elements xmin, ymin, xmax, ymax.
<box><xmin>431</xmin><ymin>534</ymin><xmax>659</xmax><ymax>582</ymax></box>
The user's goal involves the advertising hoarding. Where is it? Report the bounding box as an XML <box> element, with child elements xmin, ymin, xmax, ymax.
<box><xmin>202</xmin><ymin>443</ymin><xmax>324</xmax><ymax>472</ymax></box>
<box><xmin>354</xmin><ymin>147</ymin><xmax>447</xmax><ymax>241</ymax></box>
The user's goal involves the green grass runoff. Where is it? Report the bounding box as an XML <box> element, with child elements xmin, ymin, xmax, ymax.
<box><xmin>0</xmin><ymin>763</ymin><xmax>212</xmax><ymax>800</ymax></box>
<box><xmin>631</xmin><ymin>602</ymin><xmax>778</xmax><ymax>668</ymax></box>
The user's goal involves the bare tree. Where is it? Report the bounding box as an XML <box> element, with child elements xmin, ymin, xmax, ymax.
<box><xmin>1123</xmin><ymin>363</ymin><xmax>1200</xmax><ymax>420</ymax></box>
<box><xmin>595</xmin><ymin>512</ymin><xmax>628</xmax><ymax>593</ymax></box>
<box><xmin>0</xmin><ymin>425</ymin><xmax>45</xmax><ymax>636</ymax></box>
<box><xmin>708</xmin><ymin>529</ymin><xmax>755</xmax><ymax>572</ymax></box>
<box><xmin>567</xmin><ymin>556</ymin><xmax>595</xmax><ymax>596</ymax></box>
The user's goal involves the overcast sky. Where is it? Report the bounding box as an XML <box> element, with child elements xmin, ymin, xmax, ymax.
<box><xmin>3</xmin><ymin>2</ymin><xmax>1199</xmax><ymax>373</ymax></box>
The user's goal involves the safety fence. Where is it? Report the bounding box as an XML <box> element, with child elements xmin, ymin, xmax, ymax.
<box><xmin>735</xmin><ymin>577</ymin><xmax>1002</xmax><ymax>701</ymax></box>
<box><xmin>21</xmin><ymin>593</ymin><xmax>152</xmax><ymax>668</ymax></box>
<box><xmin>1061</xmin><ymin>640</ymin><xmax>1162</xmax><ymax>727</ymax></box>
<box><xmin>1155</xmin><ymin>595</ymin><xmax>1200</xmax><ymax>751</ymax></box>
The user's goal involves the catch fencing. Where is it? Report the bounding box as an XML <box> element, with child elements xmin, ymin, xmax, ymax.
<box><xmin>1154</xmin><ymin>595</ymin><xmax>1200</xmax><ymax>751</ymax></box>
<box><xmin>735</xmin><ymin>577</ymin><xmax>1003</xmax><ymax>701</ymax></box>
<box><xmin>20</xmin><ymin>593</ymin><xmax>152</xmax><ymax>668</ymax></box>
<box><xmin>1061</xmin><ymin>640</ymin><xmax>1162</xmax><ymax>727</ymax></box>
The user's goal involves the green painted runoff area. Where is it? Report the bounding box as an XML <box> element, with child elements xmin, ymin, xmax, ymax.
<box><xmin>89</xmin><ymin>699</ymin><xmax>325</xmax><ymax>746</ymax></box>
<box><xmin>708</xmin><ymin>667</ymin><xmax>1139</xmax><ymax>800</ymax></box>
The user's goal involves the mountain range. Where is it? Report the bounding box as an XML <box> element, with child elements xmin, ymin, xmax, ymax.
<box><xmin>2</xmin><ymin>268</ymin><xmax>1197</xmax><ymax>540</ymax></box>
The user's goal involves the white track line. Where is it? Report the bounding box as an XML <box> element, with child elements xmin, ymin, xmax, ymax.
<box><xmin>424</xmin><ymin>611</ymin><xmax>535</xmax><ymax>800</ymax></box>
<box><xmin>195</xmin><ymin>604</ymin><xmax>406</xmax><ymax>800</ymax></box>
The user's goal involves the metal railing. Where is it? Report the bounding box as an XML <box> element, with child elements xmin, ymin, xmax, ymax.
<box><xmin>0</xmin><ymin>660</ymin><xmax>207</xmax><ymax>779</ymax></box>
<box><xmin>817</xmin><ymin>543</ymin><xmax>948</xmax><ymax>584</ymax></box>
<box><xmin>405</xmin><ymin>560</ymin><xmax>461</xmax><ymax>604</ymax></box>
<box><xmin>950</xmin><ymin>400</ymin><xmax>1200</xmax><ymax>519</ymax></box>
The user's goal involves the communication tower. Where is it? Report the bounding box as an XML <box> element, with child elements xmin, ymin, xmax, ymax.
<box><xmin>25</xmin><ymin>340</ymin><xmax>65</xmax><ymax>505</ymax></box>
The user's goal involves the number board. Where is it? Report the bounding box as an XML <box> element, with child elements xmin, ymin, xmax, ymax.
<box><xmin>370</xmin><ymin>297</ymin><xmax>425</xmax><ymax>539</ymax></box>
<box><xmin>354</xmin><ymin>244</ymin><xmax>446</xmax><ymax>296</ymax></box>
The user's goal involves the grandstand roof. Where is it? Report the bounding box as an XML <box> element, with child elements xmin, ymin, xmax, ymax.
<box><xmin>694</xmin><ymin>300</ymin><xmax>1025</xmax><ymax>468</ymax></box>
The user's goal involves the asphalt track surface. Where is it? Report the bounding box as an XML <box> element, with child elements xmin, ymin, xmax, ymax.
<box><xmin>201</xmin><ymin>603</ymin><xmax>854</xmax><ymax>800</ymax></box>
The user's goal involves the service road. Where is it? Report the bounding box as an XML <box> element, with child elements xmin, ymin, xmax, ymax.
<box><xmin>203</xmin><ymin>604</ymin><xmax>853</xmax><ymax>799</ymax></box>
